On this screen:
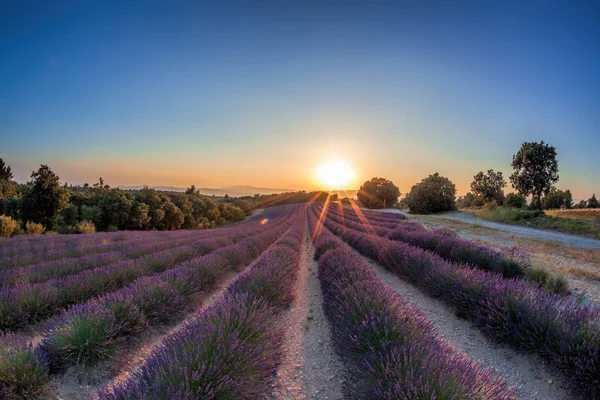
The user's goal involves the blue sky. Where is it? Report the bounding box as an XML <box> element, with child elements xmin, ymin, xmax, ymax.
<box><xmin>1</xmin><ymin>1</ymin><xmax>598</xmax><ymax>198</ymax></box>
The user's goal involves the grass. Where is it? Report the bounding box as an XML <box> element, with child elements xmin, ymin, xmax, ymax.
<box><xmin>478</xmin><ymin>206</ymin><xmax>600</xmax><ymax>240</ymax></box>
<box><xmin>545</xmin><ymin>208</ymin><xmax>600</xmax><ymax>222</ymax></box>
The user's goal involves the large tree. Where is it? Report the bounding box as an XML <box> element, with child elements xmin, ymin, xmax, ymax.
<box><xmin>470</xmin><ymin>169</ymin><xmax>506</xmax><ymax>203</ymax></box>
<box><xmin>357</xmin><ymin>177</ymin><xmax>400</xmax><ymax>209</ymax></box>
<box><xmin>21</xmin><ymin>165</ymin><xmax>70</xmax><ymax>230</ymax></box>
<box><xmin>509</xmin><ymin>141</ymin><xmax>559</xmax><ymax>210</ymax></box>
<box><xmin>407</xmin><ymin>173</ymin><xmax>456</xmax><ymax>214</ymax></box>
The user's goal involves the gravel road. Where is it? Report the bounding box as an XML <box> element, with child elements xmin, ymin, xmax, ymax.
<box><xmin>423</xmin><ymin>211</ymin><xmax>600</xmax><ymax>249</ymax></box>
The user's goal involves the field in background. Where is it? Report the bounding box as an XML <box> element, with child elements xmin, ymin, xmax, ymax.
<box><xmin>546</xmin><ymin>208</ymin><xmax>600</xmax><ymax>222</ymax></box>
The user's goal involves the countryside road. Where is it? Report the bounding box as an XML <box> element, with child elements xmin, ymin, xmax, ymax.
<box><xmin>417</xmin><ymin>210</ymin><xmax>600</xmax><ymax>250</ymax></box>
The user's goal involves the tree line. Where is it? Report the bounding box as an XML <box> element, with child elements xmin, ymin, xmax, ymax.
<box><xmin>355</xmin><ymin>141</ymin><xmax>598</xmax><ymax>214</ymax></box>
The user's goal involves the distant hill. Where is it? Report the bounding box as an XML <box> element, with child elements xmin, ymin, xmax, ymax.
<box><xmin>117</xmin><ymin>185</ymin><xmax>294</xmax><ymax>197</ymax></box>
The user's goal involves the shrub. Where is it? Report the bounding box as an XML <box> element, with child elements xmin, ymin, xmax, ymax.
<box><xmin>0</xmin><ymin>333</ymin><xmax>49</xmax><ymax>399</ymax></box>
<box><xmin>71</xmin><ymin>221</ymin><xmax>96</xmax><ymax>234</ymax></box>
<box><xmin>407</xmin><ymin>173</ymin><xmax>457</xmax><ymax>214</ymax></box>
<box><xmin>505</xmin><ymin>193</ymin><xmax>527</xmax><ymax>208</ymax></box>
<box><xmin>25</xmin><ymin>221</ymin><xmax>44</xmax><ymax>235</ymax></box>
<box><xmin>0</xmin><ymin>215</ymin><xmax>18</xmax><ymax>237</ymax></box>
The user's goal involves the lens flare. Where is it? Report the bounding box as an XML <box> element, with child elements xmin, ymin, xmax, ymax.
<box><xmin>317</xmin><ymin>160</ymin><xmax>355</xmax><ymax>189</ymax></box>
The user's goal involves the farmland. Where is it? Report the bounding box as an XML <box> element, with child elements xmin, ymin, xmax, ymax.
<box><xmin>1</xmin><ymin>201</ymin><xmax>599</xmax><ymax>399</ymax></box>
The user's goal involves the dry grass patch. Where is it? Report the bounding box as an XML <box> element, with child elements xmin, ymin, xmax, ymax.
<box><xmin>546</xmin><ymin>208</ymin><xmax>600</xmax><ymax>222</ymax></box>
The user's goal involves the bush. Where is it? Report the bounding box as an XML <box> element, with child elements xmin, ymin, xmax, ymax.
<box><xmin>407</xmin><ymin>173</ymin><xmax>456</xmax><ymax>214</ymax></box>
<box><xmin>0</xmin><ymin>215</ymin><xmax>18</xmax><ymax>237</ymax></box>
<box><xmin>0</xmin><ymin>333</ymin><xmax>49</xmax><ymax>399</ymax></box>
<box><xmin>70</xmin><ymin>221</ymin><xmax>96</xmax><ymax>234</ymax></box>
<box><xmin>505</xmin><ymin>193</ymin><xmax>527</xmax><ymax>208</ymax></box>
<box><xmin>25</xmin><ymin>221</ymin><xmax>44</xmax><ymax>235</ymax></box>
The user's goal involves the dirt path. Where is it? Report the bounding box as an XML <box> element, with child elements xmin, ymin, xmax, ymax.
<box><xmin>331</xmin><ymin>231</ymin><xmax>577</xmax><ymax>400</ymax></box>
<box><xmin>268</xmin><ymin>218</ymin><xmax>344</xmax><ymax>400</ymax></box>
<box><xmin>423</xmin><ymin>211</ymin><xmax>600</xmax><ymax>249</ymax></box>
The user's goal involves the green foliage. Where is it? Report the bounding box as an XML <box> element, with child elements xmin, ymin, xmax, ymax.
<box><xmin>0</xmin><ymin>334</ymin><xmax>49</xmax><ymax>399</ymax></box>
<box><xmin>574</xmin><ymin>200</ymin><xmax>587</xmax><ymax>209</ymax></box>
<box><xmin>407</xmin><ymin>173</ymin><xmax>456</xmax><ymax>214</ymax></box>
<box><xmin>0</xmin><ymin>216</ymin><xmax>18</xmax><ymax>237</ymax></box>
<box><xmin>587</xmin><ymin>194</ymin><xmax>599</xmax><ymax>208</ymax></box>
<box><xmin>25</xmin><ymin>221</ymin><xmax>44</xmax><ymax>235</ymax></box>
<box><xmin>470</xmin><ymin>169</ymin><xmax>506</xmax><ymax>203</ymax></box>
<box><xmin>505</xmin><ymin>192</ymin><xmax>527</xmax><ymax>208</ymax></box>
<box><xmin>543</xmin><ymin>187</ymin><xmax>573</xmax><ymax>210</ymax></box>
<box><xmin>357</xmin><ymin>177</ymin><xmax>401</xmax><ymax>209</ymax></box>
<box><xmin>509</xmin><ymin>141</ymin><xmax>559</xmax><ymax>209</ymax></box>
<box><xmin>457</xmin><ymin>192</ymin><xmax>476</xmax><ymax>208</ymax></box>
<box><xmin>21</xmin><ymin>165</ymin><xmax>70</xmax><ymax>230</ymax></box>
<box><xmin>69</xmin><ymin>221</ymin><xmax>96</xmax><ymax>234</ymax></box>
<box><xmin>0</xmin><ymin>159</ymin><xmax>13</xmax><ymax>182</ymax></box>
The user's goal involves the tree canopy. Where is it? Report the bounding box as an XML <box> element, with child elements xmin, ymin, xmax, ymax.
<box><xmin>407</xmin><ymin>173</ymin><xmax>456</xmax><ymax>214</ymax></box>
<box><xmin>470</xmin><ymin>169</ymin><xmax>506</xmax><ymax>203</ymax></box>
<box><xmin>509</xmin><ymin>141</ymin><xmax>559</xmax><ymax>210</ymax></box>
<box><xmin>356</xmin><ymin>177</ymin><xmax>400</xmax><ymax>209</ymax></box>
<box><xmin>21</xmin><ymin>165</ymin><xmax>70</xmax><ymax>230</ymax></box>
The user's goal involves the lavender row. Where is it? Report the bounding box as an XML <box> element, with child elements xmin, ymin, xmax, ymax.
<box><xmin>318</xmin><ymin>208</ymin><xmax>600</xmax><ymax>398</ymax></box>
<box><xmin>98</xmin><ymin>208</ymin><xmax>306</xmax><ymax>399</ymax></box>
<box><xmin>327</xmin><ymin>201</ymin><xmax>405</xmax><ymax>226</ymax></box>
<box><xmin>314</xmin><ymin>241</ymin><xmax>513</xmax><ymax>398</ymax></box>
<box><xmin>0</xmin><ymin>206</ymin><xmax>301</xmax><ymax>398</ymax></box>
<box><xmin>0</xmin><ymin>210</ymin><xmax>294</xmax><ymax>331</ymax></box>
<box><xmin>0</xmin><ymin>215</ymin><xmax>276</xmax><ymax>286</ymax></box>
<box><xmin>0</xmin><ymin>230</ymin><xmax>195</xmax><ymax>266</ymax></box>
<box><xmin>0</xmin><ymin>207</ymin><xmax>274</xmax><ymax>269</ymax></box>
<box><xmin>0</xmin><ymin>204</ymin><xmax>275</xmax><ymax>267</ymax></box>
<box><xmin>0</xmin><ymin>230</ymin><xmax>198</xmax><ymax>271</ymax></box>
<box><xmin>321</xmin><ymin>204</ymin><xmax>568</xmax><ymax>293</ymax></box>
<box><xmin>0</xmin><ymin>232</ymin><xmax>221</xmax><ymax>286</ymax></box>
<box><xmin>38</xmin><ymin>217</ymin><xmax>292</xmax><ymax>374</ymax></box>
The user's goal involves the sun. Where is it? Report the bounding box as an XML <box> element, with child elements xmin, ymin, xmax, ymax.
<box><xmin>317</xmin><ymin>160</ymin><xmax>355</xmax><ymax>189</ymax></box>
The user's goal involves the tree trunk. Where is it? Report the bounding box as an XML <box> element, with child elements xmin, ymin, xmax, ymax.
<box><xmin>537</xmin><ymin>192</ymin><xmax>543</xmax><ymax>210</ymax></box>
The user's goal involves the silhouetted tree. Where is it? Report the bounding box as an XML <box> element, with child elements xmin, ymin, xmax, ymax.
<box><xmin>357</xmin><ymin>177</ymin><xmax>400</xmax><ymax>209</ymax></box>
<box><xmin>0</xmin><ymin>158</ymin><xmax>13</xmax><ymax>181</ymax></box>
<box><xmin>510</xmin><ymin>141</ymin><xmax>558</xmax><ymax>210</ymax></box>
<box><xmin>588</xmin><ymin>194</ymin><xmax>599</xmax><ymax>209</ymax></box>
<box><xmin>21</xmin><ymin>165</ymin><xmax>70</xmax><ymax>230</ymax></box>
<box><xmin>471</xmin><ymin>169</ymin><xmax>506</xmax><ymax>203</ymax></box>
<box><xmin>407</xmin><ymin>173</ymin><xmax>456</xmax><ymax>214</ymax></box>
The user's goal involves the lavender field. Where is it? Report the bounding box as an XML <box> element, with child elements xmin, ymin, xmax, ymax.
<box><xmin>0</xmin><ymin>202</ymin><xmax>598</xmax><ymax>399</ymax></box>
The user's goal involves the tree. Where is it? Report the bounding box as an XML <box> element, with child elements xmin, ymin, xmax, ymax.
<box><xmin>588</xmin><ymin>194</ymin><xmax>599</xmax><ymax>209</ymax></box>
<box><xmin>0</xmin><ymin>158</ymin><xmax>13</xmax><ymax>181</ymax></box>
<box><xmin>509</xmin><ymin>141</ymin><xmax>559</xmax><ymax>210</ymax></box>
<box><xmin>470</xmin><ymin>169</ymin><xmax>506</xmax><ymax>203</ymax></box>
<box><xmin>357</xmin><ymin>177</ymin><xmax>400</xmax><ymax>209</ymax></box>
<box><xmin>575</xmin><ymin>200</ymin><xmax>587</xmax><ymax>209</ymax></box>
<box><xmin>407</xmin><ymin>173</ymin><xmax>456</xmax><ymax>214</ymax></box>
<box><xmin>543</xmin><ymin>187</ymin><xmax>573</xmax><ymax>210</ymax></box>
<box><xmin>21</xmin><ymin>165</ymin><xmax>70</xmax><ymax>230</ymax></box>
<box><xmin>505</xmin><ymin>193</ymin><xmax>527</xmax><ymax>209</ymax></box>
<box><xmin>185</xmin><ymin>185</ymin><xmax>197</xmax><ymax>195</ymax></box>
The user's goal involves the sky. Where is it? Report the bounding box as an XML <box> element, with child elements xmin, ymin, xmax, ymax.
<box><xmin>1</xmin><ymin>1</ymin><xmax>599</xmax><ymax>199</ymax></box>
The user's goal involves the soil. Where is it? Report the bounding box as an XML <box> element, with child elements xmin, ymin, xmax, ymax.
<box><xmin>267</xmin><ymin>219</ymin><xmax>345</xmax><ymax>400</ymax></box>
